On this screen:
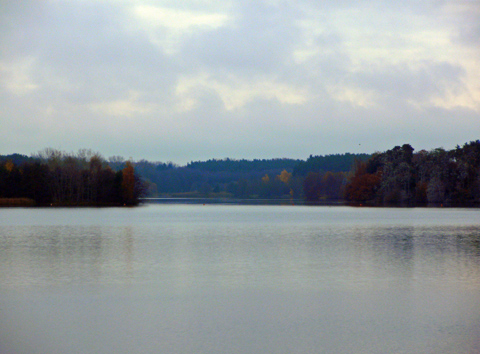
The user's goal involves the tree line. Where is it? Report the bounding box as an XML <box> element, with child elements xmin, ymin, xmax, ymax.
<box><xmin>293</xmin><ymin>153</ymin><xmax>371</xmax><ymax>176</ymax></box>
<box><xmin>302</xmin><ymin>141</ymin><xmax>480</xmax><ymax>205</ymax></box>
<box><xmin>0</xmin><ymin>151</ymin><xmax>380</xmax><ymax>203</ymax></box>
<box><xmin>2</xmin><ymin>140</ymin><xmax>478</xmax><ymax>206</ymax></box>
<box><xmin>298</xmin><ymin>153</ymin><xmax>371</xmax><ymax>202</ymax></box>
<box><xmin>1</xmin><ymin>152</ymin><xmax>361</xmax><ymax>202</ymax></box>
<box><xmin>128</xmin><ymin>155</ymin><xmax>371</xmax><ymax>199</ymax></box>
<box><xmin>131</xmin><ymin>158</ymin><xmax>304</xmax><ymax>199</ymax></box>
<box><xmin>0</xmin><ymin>148</ymin><xmax>145</xmax><ymax>206</ymax></box>
<box><xmin>342</xmin><ymin>141</ymin><xmax>480</xmax><ymax>205</ymax></box>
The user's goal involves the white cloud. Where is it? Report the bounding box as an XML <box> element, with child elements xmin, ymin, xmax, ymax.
<box><xmin>0</xmin><ymin>58</ymin><xmax>38</xmax><ymax>95</ymax></box>
<box><xmin>176</xmin><ymin>72</ymin><xmax>309</xmax><ymax>111</ymax></box>
<box><xmin>134</xmin><ymin>5</ymin><xmax>229</xmax><ymax>30</ymax></box>
<box><xmin>132</xmin><ymin>5</ymin><xmax>230</xmax><ymax>53</ymax></box>
<box><xmin>293</xmin><ymin>2</ymin><xmax>480</xmax><ymax>111</ymax></box>
<box><xmin>328</xmin><ymin>86</ymin><xmax>378</xmax><ymax>108</ymax></box>
<box><xmin>89</xmin><ymin>91</ymin><xmax>157</xmax><ymax>117</ymax></box>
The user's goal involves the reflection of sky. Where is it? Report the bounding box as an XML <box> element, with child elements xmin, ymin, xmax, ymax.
<box><xmin>1</xmin><ymin>205</ymin><xmax>480</xmax><ymax>354</ymax></box>
<box><xmin>0</xmin><ymin>206</ymin><xmax>479</xmax><ymax>291</ymax></box>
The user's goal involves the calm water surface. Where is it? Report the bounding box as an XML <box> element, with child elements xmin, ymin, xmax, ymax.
<box><xmin>0</xmin><ymin>204</ymin><xmax>479</xmax><ymax>353</ymax></box>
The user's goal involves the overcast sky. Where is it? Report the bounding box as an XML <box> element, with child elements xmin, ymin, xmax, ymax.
<box><xmin>1</xmin><ymin>0</ymin><xmax>479</xmax><ymax>164</ymax></box>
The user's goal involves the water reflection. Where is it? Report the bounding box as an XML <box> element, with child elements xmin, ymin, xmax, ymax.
<box><xmin>0</xmin><ymin>225</ymin><xmax>138</xmax><ymax>287</ymax></box>
<box><xmin>0</xmin><ymin>206</ymin><xmax>479</xmax><ymax>354</ymax></box>
<box><xmin>1</xmin><ymin>221</ymin><xmax>479</xmax><ymax>291</ymax></box>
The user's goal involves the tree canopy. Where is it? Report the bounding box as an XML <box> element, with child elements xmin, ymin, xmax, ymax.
<box><xmin>2</xmin><ymin>140</ymin><xmax>479</xmax><ymax>206</ymax></box>
<box><xmin>0</xmin><ymin>149</ymin><xmax>146</xmax><ymax>206</ymax></box>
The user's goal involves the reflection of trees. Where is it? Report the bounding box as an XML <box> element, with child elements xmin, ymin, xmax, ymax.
<box><xmin>387</xmin><ymin>227</ymin><xmax>415</xmax><ymax>262</ymax></box>
<box><xmin>0</xmin><ymin>226</ymin><xmax>139</xmax><ymax>287</ymax></box>
<box><xmin>349</xmin><ymin>225</ymin><xmax>480</xmax><ymax>286</ymax></box>
<box><xmin>350</xmin><ymin>226</ymin><xmax>415</xmax><ymax>285</ymax></box>
<box><xmin>463</xmin><ymin>228</ymin><xmax>480</xmax><ymax>254</ymax></box>
<box><xmin>1</xmin><ymin>220</ymin><xmax>479</xmax><ymax>291</ymax></box>
<box><xmin>122</xmin><ymin>227</ymin><xmax>134</xmax><ymax>281</ymax></box>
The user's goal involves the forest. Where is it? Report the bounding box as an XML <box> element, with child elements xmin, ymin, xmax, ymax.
<box><xmin>1</xmin><ymin>140</ymin><xmax>479</xmax><ymax>206</ymax></box>
<box><xmin>342</xmin><ymin>140</ymin><xmax>480</xmax><ymax>205</ymax></box>
<box><xmin>0</xmin><ymin>150</ymin><xmax>365</xmax><ymax>204</ymax></box>
<box><xmin>0</xmin><ymin>149</ymin><xmax>145</xmax><ymax>206</ymax></box>
<box><xmin>132</xmin><ymin>157</ymin><xmax>304</xmax><ymax>199</ymax></box>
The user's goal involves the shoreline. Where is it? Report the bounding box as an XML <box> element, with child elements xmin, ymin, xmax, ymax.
<box><xmin>2</xmin><ymin>197</ymin><xmax>479</xmax><ymax>208</ymax></box>
<box><xmin>0</xmin><ymin>198</ymin><xmax>138</xmax><ymax>207</ymax></box>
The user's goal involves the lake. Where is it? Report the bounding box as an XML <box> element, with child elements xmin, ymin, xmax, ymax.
<box><xmin>0</xmin><ymin>204</ymin><xmax>479</xmax><ymax>353</ymax></box>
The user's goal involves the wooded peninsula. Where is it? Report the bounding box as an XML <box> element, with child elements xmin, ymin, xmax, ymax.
<box><xmin>1</xmin><ymin>140</ymin><xmax>479</xmax><ymax>206</ymax></box>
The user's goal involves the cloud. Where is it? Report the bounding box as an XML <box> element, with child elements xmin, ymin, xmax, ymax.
<box><xmin>1</xmin><ymin>0</ymin><xmax>479</xmax><ymax>163</ymax></box>
<box><xmin>133</xmin><ymin>4</ymin><xmax>230</xmax><ymax>54</ymax></box>
<box><xmin>346</xmin><ymin>61</ymin><xmax>467</xmax><ymax>107</ymax></box>
<box><xmin>134</xmin><ymin>5</ymin><xmax>229</xmax><ymax>31</ymax></box>
<box><xmin>176</xmin><ymin>72</ymin><xmax>309</xmax><ymax>111</ymax></box>
<box><xmin>0</xmin><ymin>57</ymin><xmax>38</xmax><ymax>95</ymax></box>
<box><xmin>89</xmin><ymin>90</ymin><xmax>158</xmax><ymax>117</ymax></box>
<box><xmin>177</xmin><ymin>1</ymin><xmax>301</xmax><ymax>73</ymax></box>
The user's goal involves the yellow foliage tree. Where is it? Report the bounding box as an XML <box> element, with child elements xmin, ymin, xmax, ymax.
<box><xmin>278</xmin><ymin>169</ymin><xmax>292</xmax><ymax>184</ymax></box>
<box><xmin>262</xmin><ymin>174</ymin><xmax>270</xmax><ymax>183</ymax></box>
<box><xmin>5</xmin><ymin>161</ymin><xmax>14</xmax><ymax>172</ymax></box>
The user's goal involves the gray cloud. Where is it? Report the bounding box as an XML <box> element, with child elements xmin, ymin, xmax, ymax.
<box><xmin>348</xmin><ymin>61</ymin><xmax>466</xmax><ymax>104</ymax></box>
<box><xmin>178</xmin><ymin>1</ymin><xmax>301</xmax><ymax>75</ymax></box>
<box><xmin>1</xmin><ymin>0</ymin><xmax>479</xmax><ymax>163</ymax></box>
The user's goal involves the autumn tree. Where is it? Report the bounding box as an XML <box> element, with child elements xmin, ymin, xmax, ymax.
<box><xmin>278</xmin><ymin>170</ymin><xmax>292</xmax><ymax>184</ymax></box>
<box><xmin>322</xmin><ymin>171</ymin><xmax>345</xmax><ymax>199</ymax></box>
<box><xmin>121</xmin><ymin>161</ymin><xmax>136</xmax><ymax>204</ymax></box>
<box><xmin>344</xmin><ymin>160</ymin><xmax>381</xmax><ymax>202</ymax></box>
<box><xmin>303</xmin><ymin>172</ymin><xmax>322</xmax><ymax>201</ymax></box>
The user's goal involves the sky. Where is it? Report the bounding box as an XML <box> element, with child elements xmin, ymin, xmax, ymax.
<box><xmin>1</xmin><ymin>0</ymin><xmax>479</xmax><ymax>164</ymax></box>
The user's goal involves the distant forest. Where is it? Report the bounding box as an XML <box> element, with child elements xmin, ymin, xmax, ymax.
<box><xmin>343</xmin><ymin>141</ymin><xmax>480</xmax><ymax>205</ymax></box>
<box><xmin>114</xmin><ymin>153</ymin><xmax>369</xmax><ymax>199</ymax></box>
<box><xmin>1</xmin><ymin>140</ymin><xmax>479</xmax><ymax>206</ymax></box>
<box><xmin>0</xmin><ymin>149</ymin><xmax>145</xmax><ymax>206</ymax></box>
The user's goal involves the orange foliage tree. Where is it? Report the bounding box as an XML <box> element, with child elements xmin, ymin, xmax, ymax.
<box><xmin>344</xmin><ymin>160</ymin><xmax>381</xmax><ymax>202</ymax></box>
<box><xmin>121</xmin><ymin>161</ymin><xmax>136</xmax><ymax>205</ymax></box>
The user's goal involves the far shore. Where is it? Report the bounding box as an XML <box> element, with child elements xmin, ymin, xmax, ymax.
<box><xmin>0</xmin><ymin>198</ymin><xmax>36</xmax><ymax>207</ymax></box>
<box><xmin>0</xmin><ymin>198</ymin><xmax>138</xmax><ymax>207</ymax></box>
<box><xmin>2</xmin><ymin>196</ymin><xmax>479</xmax><ymax>208</ymax></box>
